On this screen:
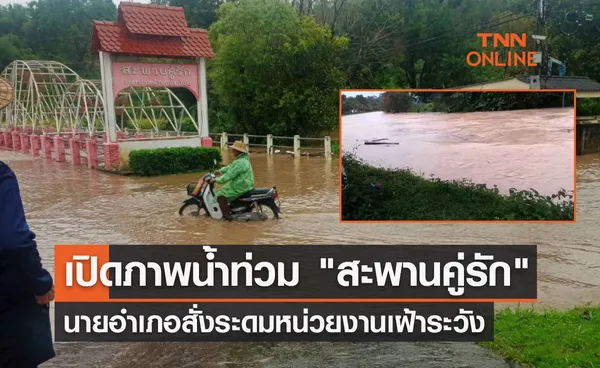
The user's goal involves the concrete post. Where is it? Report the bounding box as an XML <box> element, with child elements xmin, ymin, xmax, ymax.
<box><xmin>21</xmin><ymin>133</ymin><xmax>30</xmax><ymax>154</ymax></box>
<box><xmin>70</xmin><ymin>138</ymin><xmax>81</xmax><ymax>165</ymax></box>
<box><xmin>267</xmin><ymin>134</ymin><xmax>273</xmax><ymax>155</ymax></box>
<box><xmin>243</xmin><ymin>133</ymin><xmax>249</xmax><ymax>152</ymax></box>
<box><xmin>201</xmin><ymin>137</ymin><xmax>213</xmax><ymax>147</ymax></box>
<box><xmin>12</xmin><ymin>131</ymin><xmax>21</xmax><ymax>152</ymax></box>
<box><xmin>86</xmin><ymin>139</ymin><xmax>98</xmax><ymax>169</ymax></box>
<box><xmin>293</xmin><ymin>135</ymin><xmax>301</xmax><ymax>158</ymax></box>
<box><xmin>197</xmin><ymin>57</ymin><xmax>209</xmax><ymax>138</ymax></box>
<box><xmin>220</xmin><ymin>132</ymin><xmax>228</xmax><ymax>150</ymax></box>
<box><xmin>99</xmin><ymin>51</ymin><xmax>118</xmax><ymax>143</ymax></box>
<box><xmin>3</xmin><ymin>131</ymin><xmax>11</xmax><ymax>150</ymax></box>
<box><xmin>31</xmin><ymin>135</ymin><xmax>40</xmax><ymax>156</ymax></box>
<box><xmin>53</xmin><ymin>136</ymin><xmax>66</xmax><ymax>162</ymax></box>
<box><xmin>324</xmin><ymin>136</ymin><xmax>331</xmax><ymax>157</ymax></box>
<box><xmin>42</xmin><ymin>135</ymin><xmax>52</xmax><ymax>160</ymax></box>
<box><xmin>103</xmin><ymin>142</ymin><xmax>120</xmax><ymax>170</ymax></box>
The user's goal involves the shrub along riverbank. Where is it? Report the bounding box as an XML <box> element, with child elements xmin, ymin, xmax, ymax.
<box><xmin>341</xmin><ymin>154</ymin><xmax>574</xmax><ymax>221</ymax></box>
<box><xmin>129</xmin><ymin>147</ymin><xmax>222</xmax><ymax>176</ymax></box>
<box><xmin>483</xmin><ymin>306</ymin><xmax>600</xmax><ymax>368</ymax></box>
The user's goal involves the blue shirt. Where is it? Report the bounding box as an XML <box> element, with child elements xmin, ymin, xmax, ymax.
<box><xmin>0</xmin><ymin>161</ymin><xmax>53</xmax><ymax>310</ymax></box>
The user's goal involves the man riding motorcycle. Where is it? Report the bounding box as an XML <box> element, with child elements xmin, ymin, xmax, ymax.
<box><xmin>192</xmin><ymin>140</ymin><xmax>254</xmax><ymax>221</ymax></box>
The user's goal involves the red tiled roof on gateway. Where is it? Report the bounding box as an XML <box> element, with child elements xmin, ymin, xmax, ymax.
<box><xmin>118</xmin><ymin>2</ymin><xmax>190</xmax><ymax>37</ymax></box>
<box><xmin>91</xmin><ymin>21</ymin><xmax>214</xmax><ymax>58</ymax></box>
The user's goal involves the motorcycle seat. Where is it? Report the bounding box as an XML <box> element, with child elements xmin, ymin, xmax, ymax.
<box><xmin>237</xmin><ymin>188</ymin><xmax>274</xmax><ymax>201</ymax></box>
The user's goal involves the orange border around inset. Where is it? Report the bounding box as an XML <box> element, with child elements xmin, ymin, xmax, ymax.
<box><xmin>338</xmin><ymin>89</ymin><xmax>577</xmax><ymax>224</ymax></box>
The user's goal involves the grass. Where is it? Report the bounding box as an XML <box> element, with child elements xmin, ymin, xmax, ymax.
<box><xmin>483</xmin><ymin>306</ymin><xmax>600</xmax><ymax>368</ymax></box>
<box><xmin>341</xmin><ymin>152</ymin><xmax>574</xmax><ymax>221</ymax></box>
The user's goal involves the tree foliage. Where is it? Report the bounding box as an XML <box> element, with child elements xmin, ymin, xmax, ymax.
<box><xmin>380</xmin><ymin>92</ymin><xmax>413</xmax><ymax>113</ymax></box>
<box><xmin>341</xmin><ymin>93</ymin><xmax>381</xmax><ymax>115</ymax></box>
<box><xmin>208</xmin><ymin>0</ymin><xmax>348</xmax><ymax>136</ymax></box>
<box><xmin>1</xmin><ymin>0</ymin><xmax>599</xmax><ymax>133</ymax></box>
<box><xmin>435</xmin><ymin>92</ymin><xmax>575</xmax><ymax>113</ymax></box>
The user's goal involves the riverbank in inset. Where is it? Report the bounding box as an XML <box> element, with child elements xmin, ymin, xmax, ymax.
<box><xmin>342</xmin><ymin>154</ymin><xmax>574</xmax><ymax>221</ymax></box>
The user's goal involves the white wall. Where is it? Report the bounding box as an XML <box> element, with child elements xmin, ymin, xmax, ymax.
<box><xmin>459</xmin><ymin>79</ymin><xmax>530</xmax><ymax>90</ymax></box>
<box><xmin>118</xmin><ymin>137</ymin><xmax>201</xmax><ymax>169</ymax></box>
<box><xmin>578</xmin><ymin>92</ymin><xmax>600</xmax><ymax>99</ymax></box>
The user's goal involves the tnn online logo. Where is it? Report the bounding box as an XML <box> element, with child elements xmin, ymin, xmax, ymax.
<box><xmin>467</xmin><ymin>33</ymin><xmax>538</xmax><ymax>67</ymax></box>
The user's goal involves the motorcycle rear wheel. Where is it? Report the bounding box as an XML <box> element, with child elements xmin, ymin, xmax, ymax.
<box><xmin>258</xmin><ymin>203</ymin><xmax>279</xmax><ymax>220</ymax></box>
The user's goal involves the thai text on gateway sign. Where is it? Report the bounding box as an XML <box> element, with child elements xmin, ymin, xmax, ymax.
<box><xmin>110</xmin><ymin>61</ymin><xmax>200</xmax><ymax>98</ymax></box>
<box><xmin>120</xmin><ymin>64</ymin><xmax>194</xmax><ymax>79</ymax></box>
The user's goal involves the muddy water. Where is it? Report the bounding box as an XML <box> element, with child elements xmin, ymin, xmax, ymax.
<box><xmin>342</xmin><ymin>109</ymin><xmax>575</xmax><ymax>195</ymax></box>
<box><xmin>0</xmin><ymin>142</ymin><xmax>598</xmax><ymax>367</ymax></box>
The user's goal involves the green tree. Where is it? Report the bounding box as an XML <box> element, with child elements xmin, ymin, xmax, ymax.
<box><xmin>381</xmin><ymin>92</ymin><xmax>412</xmax><ymax>112</ymax></box>
<box><xmin>208</xmin><ymin>0</ymin><xmax>348</xmax><ymax>136</ymax></box>
<box><xmin>22</xmin><ymin>0</ymin><xmax>115</xmax><ymax>77</ymax></box>
<box><xmin>152</xmin><ymin>0</ymin><xmax>227</xmax><ymax>29</ymax></box>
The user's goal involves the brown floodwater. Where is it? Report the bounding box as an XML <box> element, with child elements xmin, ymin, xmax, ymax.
<box><xmin>342</xmin><ymin>108</ymin><xmax>575</xmax><ymax>195</ymax></box>
<box><xmin>0</xmin><ymin>137</ymin><xmax>598</xmax><ymax>366</ymax></box>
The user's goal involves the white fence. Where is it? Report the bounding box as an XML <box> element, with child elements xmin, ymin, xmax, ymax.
<box><xmin>210</xmin><ymin>132</ymin><xmax>336</xmax><ymax>157</ymax></box>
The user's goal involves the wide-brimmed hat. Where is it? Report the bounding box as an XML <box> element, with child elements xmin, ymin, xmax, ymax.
<box><xmin>229</xmin><ymin>140</ymin><xmax>248</xmax><ymax>153</ymax></box>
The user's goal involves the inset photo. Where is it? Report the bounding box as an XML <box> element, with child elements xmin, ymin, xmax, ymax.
<box><xmin>340</xmin><ymin>90</ymin><xmax>576</xmax><ymax>222</ymax></box>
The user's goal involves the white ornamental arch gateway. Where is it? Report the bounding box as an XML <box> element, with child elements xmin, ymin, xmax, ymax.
<box><xmin>0</xmin><ymin>60</ymin><xmax>198</xmax><ymax>137</ymax></box>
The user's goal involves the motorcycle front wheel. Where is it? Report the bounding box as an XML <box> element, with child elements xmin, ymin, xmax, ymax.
<box><xmin>179</xmin><ymin>202</ymin><xmax>205</xmax><ymax>216</ymax></box>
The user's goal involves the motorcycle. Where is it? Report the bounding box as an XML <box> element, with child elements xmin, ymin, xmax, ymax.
<box><xmin>178</xmin><ymin>168</ymin><xmax>282</xmax><ymax>221</ymax></box>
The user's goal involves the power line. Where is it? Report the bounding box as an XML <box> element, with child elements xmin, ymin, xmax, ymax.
<box><xmin>396</xmin><ymin>12</ymin><xmax>535</xmax><ymax>51</ymax></box>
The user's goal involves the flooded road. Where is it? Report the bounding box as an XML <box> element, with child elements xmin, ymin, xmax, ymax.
<box><xmin>0</xmin><ymin>143</ymin><xmax>598</xmax><ymax>367</ymax></box>
<box><xmin>342</xmin><ymin>109</ymin><xmax>575</xmax><ymax>196</ymax></box>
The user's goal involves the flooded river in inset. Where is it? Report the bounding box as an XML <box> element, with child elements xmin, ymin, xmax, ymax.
<box><xmin>342</xmin><ymin>108</ymin><xmax>575</xmax><ymax>195</ymax></box>
<box><xmin>1</xmin><ymin>132</ymin><xmax>598</xmax><ymax>366</ymax></box>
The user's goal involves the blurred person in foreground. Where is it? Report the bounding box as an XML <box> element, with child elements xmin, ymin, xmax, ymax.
<box><xmin>0</xmin><ymin>161</ymin><xmax>55</xmax><ymax>367</ymax></box>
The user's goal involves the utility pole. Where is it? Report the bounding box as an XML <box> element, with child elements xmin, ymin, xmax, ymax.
<box><xmin>537</xmin><ymin>0</ymin><xmax>546</xmax><ymax>76</ymax></box>
<box><xmin>530</xmin><ymin>0</ymin><xmax>546</xmax><ymax>88</ymax></box>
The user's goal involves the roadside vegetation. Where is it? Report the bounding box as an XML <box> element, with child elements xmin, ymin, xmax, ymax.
<box><xmin>129</xmin><ymin>147</ymin><xmax>221</xmax><ymax>176</ymax></box>
<box><xmin>332</xmin><ymin>143</ymin><xmax>340</xmax><ymax>154</ymax></box>
<box><xmin>341</xmin><ymin>152</ymin><xmax>574</xmax><ymax>221</ymax></box>
<box><xmin>483</xmin><ymin>306</ymin><xmax>600</xmax><ymax>368</ymax></box>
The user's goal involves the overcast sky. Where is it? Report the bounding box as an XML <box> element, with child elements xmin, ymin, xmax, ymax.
<box><xmin>0</xmin><ymin>0</ymin><xmax>150</xmax><ymax>5</ymax></box>
<box><xmin>343</xmin><ymin>91</ymin><xmax>383</xmax><ymax>98</ymax></box>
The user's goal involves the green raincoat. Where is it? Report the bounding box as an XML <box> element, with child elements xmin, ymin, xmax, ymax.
<box><xmin>215</xmin><ymin>153</ymin><xmax>255</xmax><ymax>201</ymax></box>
